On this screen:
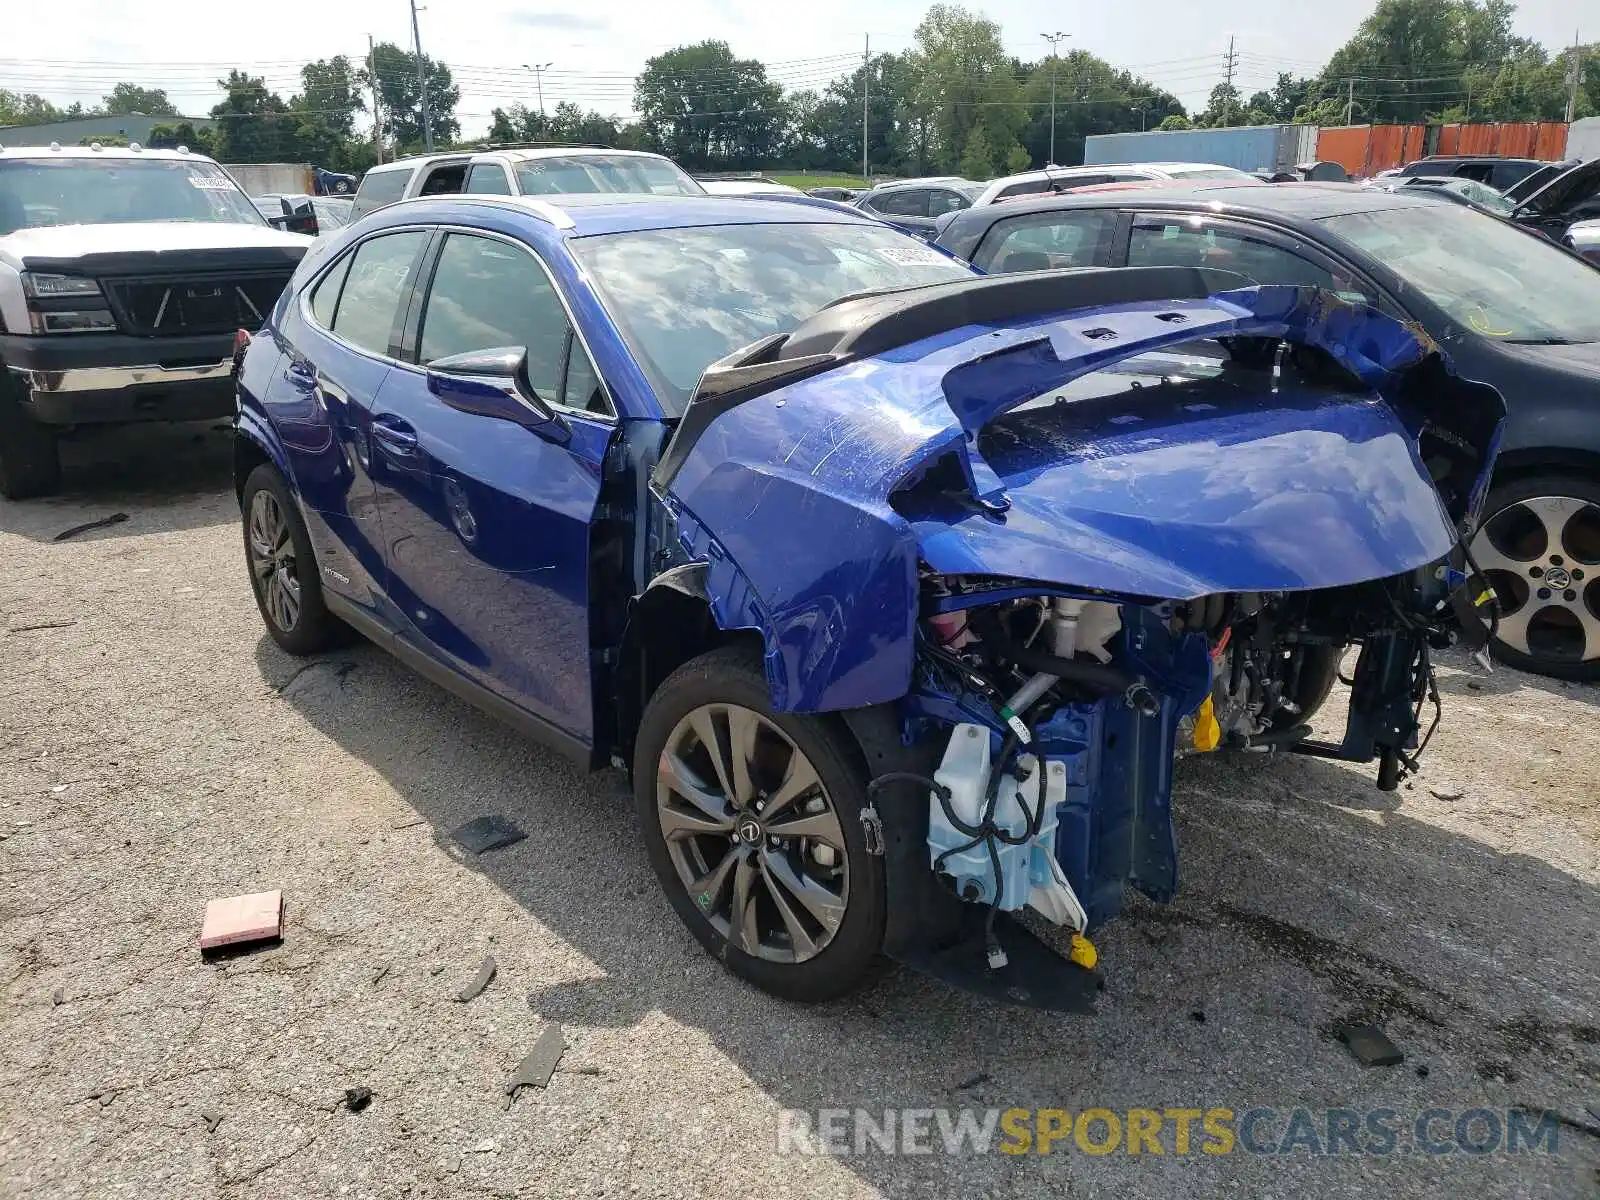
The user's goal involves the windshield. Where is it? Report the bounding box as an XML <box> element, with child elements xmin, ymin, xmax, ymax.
<box><xmin>514</xmin><ymin>154</ymin><xmax>704</xmax><ymax>197</ymax></box>
<box><xmin>0</xmin><ymin>158</ymin><xmax>265</xmax><ymax>232</ymax></box>
<box><xmin>1322</xmin><ymin>204</ymin><xmax>1600</xmax><ymax>344</ymax></box>
<box><xmin>571</xmin><ymin>222</ymin><xmax>975</xmax><ymax>413</ymax></box>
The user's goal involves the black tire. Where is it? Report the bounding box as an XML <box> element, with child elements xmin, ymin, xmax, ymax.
<box><xmin>0</xmin><ymin>374</ymin><xmax>61</xmax><ymax>500</ymax></box>
<box><xmin>1269</xmin><ymin>643</ymin><xmax>1343</xmax><ymax>730</ymax></box>
<box><xmin>241</xmin><ymin>463</ymin><xmax>348</xmax><ymax>656</ymax></box>
<box><xmin>633</xmin><ymin>645</ymin><xmax>886</xmax><ymax>1002</ymax></box>
<box><xmin>1472</xmin><ymin>474</ymin><xmax>1600</xmax><ymax>683</ymax></box>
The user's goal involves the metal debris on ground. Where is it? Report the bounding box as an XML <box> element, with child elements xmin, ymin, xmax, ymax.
<box><xmin>6</xmin><ymin>618</ymin><xmax>78</xmax><ymax>634</ymax></box>
<box><xmin>452</xmin><ymin>816</ymin><xmax>527</xmax><ymax>855</ymax></box>
<box><xmin>1337</xmin><ymin>1023</ymin><xmax>1405</xmax><ymax>1067</ymax></box>
<box><xmin>371</xmin><ymin>964</ymin><xmax>391</xmax><ymax>986</ymax></box>
<box><xmin>343</xmin><ymin>1086</ymin><xmax>372</xmax><ymax>1113</ymax></box>
<box><xmin>51</xmin><ymin>987</ymin><xmax>64</xmax><ymax>1006</ymax></box>
<box><xmin>1430</xmin><ymin>787</ymin><xmax>1466</xmax><ymax>801</ymax></box>
<box><xmin>51</xmin><ymin>512</ymin><xmax>129</xmax><ymax>542</ymax></box>
<box><xmin>199</xmin><ymin>890</ymin><xmax>284</xmax><ymax>955</ymax></box>
<box><xmin>505</xmin><ymin>1025</ymin><xmax>566</xmax><ymax>1101</ymax></box>
<box><xmin>201</xmin><ymin>1110</ymin><xmax>223</xmax><ymax>1133</ymax></box>
<box><xmin>457</xmin><ymin>956</ymin><xmax>497</xmax><ymax>1003</ymax></box>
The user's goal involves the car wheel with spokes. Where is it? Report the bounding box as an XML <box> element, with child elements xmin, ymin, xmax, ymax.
<box><xmin>241</xmin><ymin>463</ymin><xmax>349</xmax><ymax>656</ymax></box>
<box><xmin>1471</xmin><ymin>476</ymin><xmax>1600</xmax><ymax>682</ymax></box>
<box><xmin>634</xmin><ymin>646</ymin><xmax>886</xmax><ymax>1001</ymax></box>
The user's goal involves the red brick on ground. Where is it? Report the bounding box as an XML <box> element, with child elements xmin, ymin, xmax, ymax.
<box><xmin>199</xmin><ymin>890</ymin><xmax>284</xmax><ymax>951</ymax></box>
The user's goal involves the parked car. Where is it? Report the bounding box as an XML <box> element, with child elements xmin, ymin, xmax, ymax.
<box><xmin>1565</xmin><ymin>218</ymin><xmax>1600</xmax><ymax>265</ymax></box>
<box><xmin>807</xmin><ymin>186</ymin><xmax>862</xmax><ymax>202</ymax></box>
<box><xmin>852</xmin><ymin>177</ymin><xmax>984</xmax><ymax>238</ymax></box>
<box><xmin>0</xmin><ymin>145</ymin><xmax>311</xmax><ymax>498</ymax></box>
<box><xmin>1502</xmin><ymin>159</ymin><xmax>1581</xmax><ymax>204</ymax></box>
<box><xmin>935</xmin><ymin>181</ymin><xmax>1600</xmax><ymax>680</ymax></box>
<box><xmin>971</xmin><ymin>162</ymin><xmax>1255</xmax><ymax>206</ymax></box>
<box><xmin>1392</xmin><ymin>155</ymin><xmax>1557</xmax><ymax>192</ymax></box>
<box><xmin>251</xmin><ymin>194</ymin><xmax>354</xmax><ymax>236</ymax></box>
<box><xmin>235</xmin><ymin>192</ymin><xmax>1500</xmax><ymax>1004</ymax></box>
<box><xmin>1509</xmin><ymin>157</ymin><xmax>1600</xmax><ymax>241</ymax></box>
<box><xmin>1393</xmin><ymin>176</ymin><xmax>1516</xmax><ymax>217</ymax></box>
<box><xmin>348</xmin><ymin>148</ymin><xmax>705</xmax><ymax>220</ymax></box>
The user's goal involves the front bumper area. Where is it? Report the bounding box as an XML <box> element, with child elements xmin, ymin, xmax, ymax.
<box><xmin>1</xmin><ymin>332</ymin><xmax>237</xmax><ymax>426</ymax></box>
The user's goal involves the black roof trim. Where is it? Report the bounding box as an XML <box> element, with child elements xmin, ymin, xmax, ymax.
<box><xmin>653</xmin><ymin>265</ymin><xmax>1247</xmax><ymax>491</ymax></box>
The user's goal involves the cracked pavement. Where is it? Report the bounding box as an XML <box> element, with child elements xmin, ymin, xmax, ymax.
<box><xmin>2</xmin><ymin>423</ymin><xmax>1597</xmax><ymax>1199</ymax></box>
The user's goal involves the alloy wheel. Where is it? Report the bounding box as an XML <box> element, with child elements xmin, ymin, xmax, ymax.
<box><xmin>655</xmin><ymin>704</ymin><xmax>849</xmax><ymax>964</ymax></box>
<box><xmin>1471</xmin><ymin>494</ymin><xmax>1600</xmax><ymax>666</ymax></box>
<box><xmin>247</xmin><ymin>490</ymin><xmax>302</xmax><ymax>634</ymax></box>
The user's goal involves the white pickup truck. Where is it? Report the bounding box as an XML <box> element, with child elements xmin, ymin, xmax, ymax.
<box><xmin>0</xmin><ymin>145</ymin><xmax>312</xmax><ymax>498</ymax></box>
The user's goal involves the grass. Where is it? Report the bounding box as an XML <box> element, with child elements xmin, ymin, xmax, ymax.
<box><xmin>768</xmin><ymin>172</ymin><xmax>871</xmax><ymax>190</ymax></box>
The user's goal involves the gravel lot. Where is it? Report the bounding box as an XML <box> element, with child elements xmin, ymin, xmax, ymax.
<box><xmin>2</xmin><ymin>423</ymin><xmax>1597</xmax><ymax>1199</ymax></box>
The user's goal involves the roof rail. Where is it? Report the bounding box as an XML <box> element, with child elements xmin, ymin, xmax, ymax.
<box><xmin>476</xmin><ymin>141</ymin><xmax>610</xmax><ymax>152</ymax></box>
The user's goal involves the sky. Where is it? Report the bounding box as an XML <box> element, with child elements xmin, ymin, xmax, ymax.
<box><xmin>0</xmin><ymin>0</ymin><xmax>1586</xmax><ymax>135</ymax></box>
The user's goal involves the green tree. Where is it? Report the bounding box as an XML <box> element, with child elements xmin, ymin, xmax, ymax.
<box><xmin>0</xmin><ymin>90</ymin><xmax>64</xmax><ymax>126</ymax></box>
<box><xmin>634</xmin><ymin>41</ymin><xmax>786</xmax><ymax>168</ymax></box>
<box><xmin>102</xmin><ymin>83</ymin><xmax>179</xmax><ymax>117</ymax></box>
<box><xmin>360</xmin><ymin>42</ymin><xmax>460</xmax><ymax>152</ymax></box>
<box><xmin>907</xmin><ymin>5</ymin><xmax>1024</xmax><ymax>173</ymax></box>
<box><xmin>1157</xmin><ymin>114</ymin><xmax>1194</xmax><ymax>131</ymax></box>
<box><xmin>147</xmin><ymin>121</ymin><xmax>215</xmax><ymax>156</ymax></box>
<box><xmin>208</xmin><ymin>71</ymin><xmax>291</xmax><ymax>162</ymax></box>
<box><xmin>288</xmin><ymin>57</ymin><xmax>366</xmax><ymax>168</ymax></box>
<box><xmin>958</xmin><ymin>124</ymin><xmax>995</xmax><ymax>178</ymax></box>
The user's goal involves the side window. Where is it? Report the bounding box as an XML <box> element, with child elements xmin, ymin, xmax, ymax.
<box><xmin>350</xmin><ymin>169</ymin><xmax>409</xmax><ymax>218</ymax></box>
<box><xmin>974</xmin><ymin>210</ymin><xmax>1119</xmax><ymax>273</ymax></box>
<box><xmin>329</xmin><ymin>231</ymin><xmax>429</xmax><ymax>356</ymax></box>
<box><xmin>928</xmin><ymin>189</ymin><xmax>971</xmax><ymax>217</ymax></box>
<box><xmin>1127</xmin><ymin>217</ymin><xmax>1337</xmax><ymax>289</ymax></box>
<box><xmin>464</xmin><ymin>164</ymin><xmax>512</xmax><ymax>195</ymax></box>
<box><xmin>997</xmin><ymin>179</ymin><xmax>1050</xmax><ymax>200</ymax></box>
<box><xmin>308</xmin><ymin>253</ymin><xmax>352</xmax><ymax>327</ymax></box>
<box><xmin>417</xmin><ymin>163</ymin><xmax>468</xmax><ymax>197</ymax></box>
<box><xmin>561</xmin><ymin>337</ymin><xmax>607</xmax><ymax>413</ymax></box>
<box><xmin>1455</xmin><ymin>163</ymin><xmax>1494</xmax><ymax>183</ymax></box>
<box><xmin>418</xmin><ymin>233</ymin><xmax>591</xmax><ymax>409</ymax></box>
<box><xmin>876</xmin><ymin>189</ymin><xmax>928</xmax><ymax>217</ymax></box>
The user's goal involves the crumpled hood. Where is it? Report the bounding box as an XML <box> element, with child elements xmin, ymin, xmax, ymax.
<box><xmin>660</xmin><ymin>284</ymin><xmax>1504</xmax><ymax>712</ymax></box>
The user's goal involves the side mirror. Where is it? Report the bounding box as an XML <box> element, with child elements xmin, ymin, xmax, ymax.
<box><xmin>425</xmin><ymin>346</ymin><xmax>570</xmax><ymax>443</ymax></box>
<box><xmin>274</xmin><ymin>197</ymin><xmax>319</xmax><ymax>235</ymax></box>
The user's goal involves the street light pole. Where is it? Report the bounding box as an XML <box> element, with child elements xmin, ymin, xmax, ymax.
<box><xmin>1040</xmin><ymin>32</ymin><xmax>1068</xmax><ymax>167</ymax></box>
<box><xmin>408</xmin><ymin>0</ymin><xmax>433</xmax><ymax>151</ymax></box>
<box><xmin>523</xmin><ymin>62</ymin><xmax>553</xmax><ymax>118</ymax></box>
<box><xmin>1132</xmin><ymin>106</ymin><xmax>1145</xmax><ymax>132</ymax></box>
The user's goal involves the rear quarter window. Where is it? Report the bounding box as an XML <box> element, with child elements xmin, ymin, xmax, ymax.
<box><xmin>351</xmin><ymin>169</ymin><xmax>410</xmax><ymax>218</ymax></box>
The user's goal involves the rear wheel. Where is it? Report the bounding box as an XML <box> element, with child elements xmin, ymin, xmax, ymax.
<box><xmin>0</xmin><ymin>374</ymin><xmax>61</xmax><ymax>500</ymax></box>
<box><xmin>633</xmin><ymin>646</ymin><xmax>885</xmax><ymax>1002</ymax></box>
<box><xmin>1470</xmin><ymin>476</ymin><xmax>1600</xmax><ymax>682</ymax></box>
<box><xmin>241</xmin><ymin>464</ymin><xmax>347</xmax><ymax>655</ymax></box>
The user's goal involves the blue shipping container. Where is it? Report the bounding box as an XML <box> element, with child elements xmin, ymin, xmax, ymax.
<box><xmin>1084</xmin><ymin>125</ymin><xmax>1315</xmax><ymax>173</ymax></box>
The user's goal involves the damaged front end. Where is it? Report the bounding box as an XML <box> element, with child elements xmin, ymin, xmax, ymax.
<box><xmin>652</xmin><ymin>270</ymin><xmax>1506</xmax><ymax>1005</ymax></box>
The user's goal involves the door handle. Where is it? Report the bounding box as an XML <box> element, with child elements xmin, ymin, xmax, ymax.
<box><xmin>370</xmin><ymin>416</ymin><xmax>419</xmax><ymax>454</ymax></box>
<box><xmin>284</xmin><ymin>358</ymin><xmax>315</xmax><ymax>387</ymax></box>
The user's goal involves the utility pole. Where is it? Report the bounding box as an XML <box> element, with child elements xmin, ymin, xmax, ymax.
<box><xmin>1345</xmin><ymin>78</ymin><xmax>1356</xmax><ymax>125</ymax></box>
<box><xmin>1222</xmin><ymin>36</ymin><xmax>1239</xmax><ymax>126</ymax></box>
<box><xmin>1567</xmin><ymin>31</ymin><xmax>1583</xmax><ymax>125</ymax></box>
<box><xmin>408</xmin><ymin>0</ymin><xmax>433</xmax><ymax>151</ymax></box>
<box><xmin>523</xmin><ymin>63</ymin><xmax>553</xmax><ymax>117</ymax></box>
<box><xmin>1040</xmin><ymin>32</ymin><xmax>1068</xmax><ymax>166</ymax></box>
<box><xmin>862</xmin><ymin>35</ymin><xmax>870</xmax><ymax>183</ymax></box>
<box><xmin>368</xmin><ymin>34</ymin><xmax>383</xmax><ymax>164</ymax></box>
<box><xmin>1131</xmin><ymin>106</ymin><xmax>1145</xmax><ymax>132</ymax></box>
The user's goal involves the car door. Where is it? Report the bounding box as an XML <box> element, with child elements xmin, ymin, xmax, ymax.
<box><xmin>268</xmin><ymin>229</ymin><xmax>432</xmax><ymax>616</ymax></box>
<box><xmin>970</xmin><ymin>208</ymin><xmax>1123</xmax><ymax>273</ymax></box>
<box><xmin>369</xmin><ymin>228</ymin><xmax>616</xmax><ymax>742</ymax></box>
<box><xmin>1122</xmin><ymin>212</ymin><xmax>1355</xmax><ymax>294</ymax></box>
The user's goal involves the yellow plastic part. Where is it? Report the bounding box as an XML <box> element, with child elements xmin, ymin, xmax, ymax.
<box><xmin>1193</xmin><ymin>695</ymin><xmax>1221</xmax><ymax>753</ymax></box>
<box><xmin>1069</xmin><ymin>933</ymin><xmax>1098</xmax><ymax>970</ymax></box>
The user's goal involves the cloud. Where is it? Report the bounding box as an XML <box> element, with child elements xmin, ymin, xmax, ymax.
<box><xmin>507</xmin><ymin>10</ymin><xmax>610</xmax><ymax>31</ymax></box>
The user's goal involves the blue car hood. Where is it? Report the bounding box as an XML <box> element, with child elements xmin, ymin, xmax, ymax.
<box><xmin>659</xmin><ymin>285</ymin><xmax>1502</xmax><ymax>711</ymax></box>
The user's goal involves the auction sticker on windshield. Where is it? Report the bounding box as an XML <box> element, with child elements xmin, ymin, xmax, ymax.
<box><xmin>876</xmin><ymin>245</ymin><xmax>951</xmax><ymax>267</ymax></box>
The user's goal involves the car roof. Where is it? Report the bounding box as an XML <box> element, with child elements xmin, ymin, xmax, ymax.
<box><xmin>0</xmin><ymin>145</ymin><xmax>216</xmax><ymax>162</ymax></box>
<box><xmin>371</xmin><ymin>146</ymin><xmax>678</xmax><ymax>173</ymax></box>
<box><xmin>868</xmin><ymin>176</ymin><xmax>971</xmax><ymax>191</ymax></box>
<box><xmin>967</xmin><ymin>180</ymin><xmax>1450</xmax><ymax>222</ymax></box>
<box><xmin>385</xmin><ymin>192</ymin><xmax>883</xmax><ymax>237</ymax></box>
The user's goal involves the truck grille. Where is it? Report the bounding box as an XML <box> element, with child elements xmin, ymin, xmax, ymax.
<box><xmin>102</xmin><ymin>271</ymin><xmax>295</xmax><ymax>337</ymax></box>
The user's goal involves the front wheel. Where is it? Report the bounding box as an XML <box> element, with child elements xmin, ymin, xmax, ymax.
<box><xmin>1470</xmin><ymin>475</ymin><xmax>1600</xmax><ymax>682</ymax></box>
<box><xmin>633</xmin><ymin>646</ymin><xmax>885</xmax><ymax>1002</ymax></box>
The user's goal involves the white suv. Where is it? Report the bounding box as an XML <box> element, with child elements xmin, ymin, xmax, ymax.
<box><xmin>350</xmin><ymin>147</ymin><xmax>705</xmax><ymax>219</ymax></box>
<box><xmin>970</xmin><ymin>162</ymin><xmax>1256</xmax><ymax>207</ymax></box>
<box><xmin>0</xmin><ymin>144</ymin><xmax>311</xmax><ymax>498</ymax></box>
